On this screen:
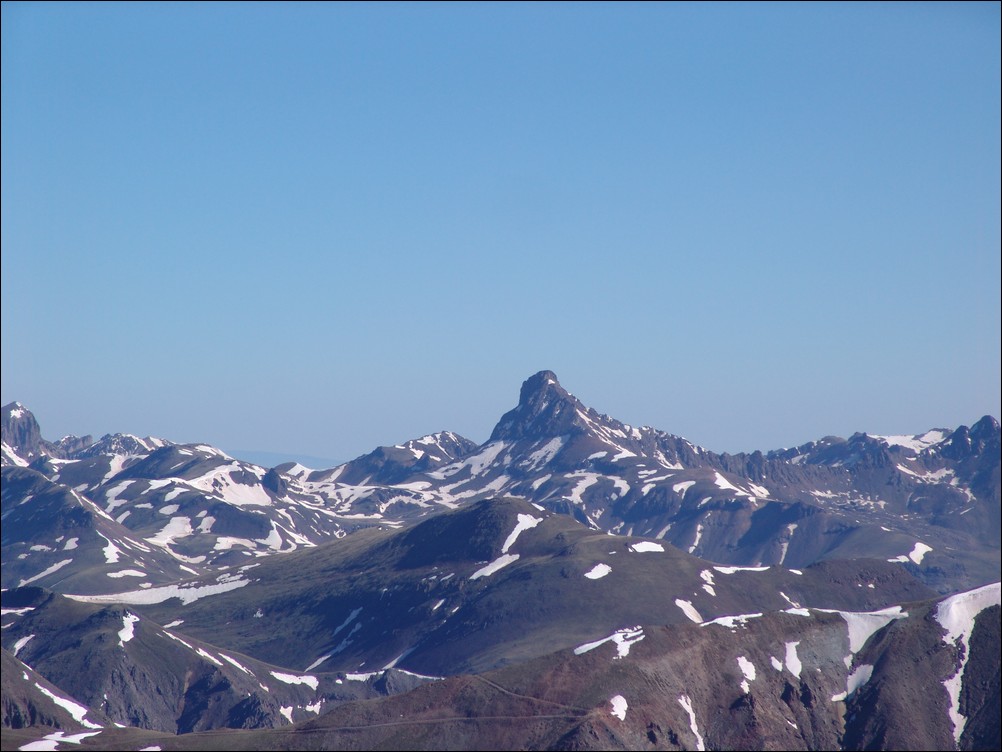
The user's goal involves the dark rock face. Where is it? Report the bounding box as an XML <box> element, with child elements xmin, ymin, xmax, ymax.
<box><xmin>2</xmin><ymin>403</ymin><xmax>56</xmax><ymax>463</ymax></box>
<box><xmin>51</xmin><ymin>434</ymin><xmax>95</xmax><ymax>457</ymax></box>
<box><xmin>262</xmin><ymin>467</ymin><xmax>288</xmax><ymax>496</ymax></box>
<box><xmin>1</xmin><ymin>648</ymin><xmax>108</xmax><ymax>731</ymax></box>
<box><xmin>490</xmin><ymin>371</ymin><xmax>590</xmax><ymax>441</ymax></box>
<box><xmin>960</xmin><ymin>604</ymin><xmax>1001</xmax><ymax>751</ymax></box>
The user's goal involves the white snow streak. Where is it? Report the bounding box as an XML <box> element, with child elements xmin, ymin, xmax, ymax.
<box><xmin>935</xmin><ymin>582</ymin><xmax>1001</xmax><ymax>742</ymax></box>
<box><xmin>677</xmin><ymin>694</ymin><xmax>705</xmax><ymax>751</ymax></box>
<box><xmin>13</xmin><ymin>634</ymin><xmax>34</xmax><ymax>657</ymax></box>
<box><xmin>18</xmin><ymin>559</ymin><xmax>73</xmax><ymax>587</ymax></box>
<box><xmin>674</xmin><ymin>599</ymin><xmax>703</xmax><ymax>623</ymax></box>
<box><xmin>574</xmin><ymin>626</ymin><xmax>645</xmax><ymax>659</ymax></box>
<box><xmin>219</xmin><ymin>653</ymin><xmax>253</xmax><ymax>675</ymax></box>
<box><xmin>501</xmin><ymin>514</ymin><xmax>542</xmax><ymax>553</ymax></box>
<box><xmin>66</xmin><ymin>578</ymin><xmax>248</xmax><ymax>606</ymax></box>
<box><xmin>470</xmin><ymin>553</ymin><xmax>519</xmax><ymax>580</ymax></box>
<box><xmin>34</xmin><ymin>685</ymin><xmax>102</xmax><ymax>728</ymax></box>
<box><xmin>688</xmin><ymin>523</ymin><xmax>703</xmax><ymax>554</ymax></box>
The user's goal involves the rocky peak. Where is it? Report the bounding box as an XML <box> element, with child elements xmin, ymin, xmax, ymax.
<box><xmin>2</xmin><ymin>402</ymin><xmax>46</xmax><ymax>463</ymax></box>
<box><xmin>517</xmin><ymin>370</ymin><xmax>567</xmax><ymax>404</ymax></box>
<box><xmin>941</xmin><ymin>415</ymin><xmax>1001</xmax><ymax>461</ymax></box>
<box><xmin>970</xmin><ymin>415</ymin><xmax>1000</xmax><ymax>444</ymax></box>
<box><xmin>75</xmin><ymin>433</ymin><xmax>166</xmax><ymax>459</ymax></box>
<box><xmin>489</xmin><ymin>371</ymin><xmax>591</xmax><ymax>441</ymax></box>
<box><xmin>52</xmin><ymin>434</ymin><xmax>95</xmax><ymax>456</ymax></box>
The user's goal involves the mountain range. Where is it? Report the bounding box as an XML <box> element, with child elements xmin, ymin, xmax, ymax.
<box><xmin>2</xmin><ymin>371</ymin><xmax>999</xmax><ymax>750</ymax></box>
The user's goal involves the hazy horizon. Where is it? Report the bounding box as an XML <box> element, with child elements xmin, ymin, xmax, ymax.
<box><xmin>3</xmin><ymin>3</ymin><xmax>999</xmax><ymax>461</ymax></box>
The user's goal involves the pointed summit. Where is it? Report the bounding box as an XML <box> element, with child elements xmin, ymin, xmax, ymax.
<box><xmin>490</xmin><ymin>371</ymin><xmax>588</xmax><ymax>441</ymax></box>
<box><xmin>2</xmin><ymin>402</ymin><xmax>46</xmax><ymax>465</ymax></box>
<box><xmin>517</xmin><ymin>370</ymin><xmax>568</xmax><ymax>404</ymax></box>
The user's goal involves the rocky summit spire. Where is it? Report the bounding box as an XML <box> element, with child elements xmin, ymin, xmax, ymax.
<box><xmin>2</xmin><ymin>402</ymin><xmax>45</xmax><ymax>463</ymax></box>
<box><xmin>489</xmin><ymin>371</ymin><xmax>588</xmax><ymax>442</ymax></box>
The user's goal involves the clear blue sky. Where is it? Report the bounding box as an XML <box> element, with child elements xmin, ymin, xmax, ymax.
<box><xmin>3</xmin><ymin>2</ymin><xmax>1000</xmax><ymax>463</ymax></box>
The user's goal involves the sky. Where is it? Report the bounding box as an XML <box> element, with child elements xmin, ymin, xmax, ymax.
<box><xmin>2</xmin><ymin>2</ymin><xmax>1000</xmax><ymax>465</ymax></box>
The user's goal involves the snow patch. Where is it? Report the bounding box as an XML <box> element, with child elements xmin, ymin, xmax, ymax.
<box><xmin>346</xmin><ymin>671</ymin><xmax>383</xmax><ymax>681</ymax></box>
<box><xmin>219</xmin><ymin>653</ymin><xmax>252</xmax><ymax>675</ymax></box>
<box><xmin>470</xmin><ymin>553</ymin><xmax>519</xmax><ymax>580</ymax></box>
<box><xmin>688</xmin><ymin>523</ymin><xmax>703</xmax><ymax>554</ymax></box>
<box><xmin>737</xmin><ymin>655</ymin><xmax>756</xmax><ymax>693</ymax></box>
<box><xmin>629</xmin><ymin>541</ymin><xmax>664</xmax><ymax>553</ymax></box>
<box><xmin>145</xmin><ymin>517</ymin><xmax>194</xmax><ymax>548</ymax></box>
<box><xmin>702</xmin><ymin>613</ymin><xmax>763</xmax><ymax>629</ymax></box>
<box><xmin>675</xmin><ymin>599</ymin><xmax>703</xmax><ymax>623</ymax></box>
<box><xmin>106</xmin><ymin>569</ymin><xmax>146</xmax><ymax>579</ymax></box>
<box><xmin>713</xmin><ymin>472</ymin><xmax>743</xmax><ymax>494</ymax></box>
<box><xmin>33</xmin><ymin>685</ymin><xmax>102</xmax><ymax>728</ymax></box>
<box><xmin>873</xmin><ymin>430</ymin><xmax>948</xmax><ymax>452</ymax></box>
<box><xmin>699</xmin><ymin>570</ymin><xmax>715</xmax><ymax>587</ymax></box>
<box><xmin>584</xmin><ymin>563</ymin><xmax>612</xmax><ymax>580</ymax></box>
<box><xmin>524</xmin><ymin>438</ymin><xmax>565</xmax><ymax>469</ymax></box>
<box><xmin>609</xmin><ymin>694</ymin><xmax>628</xmax><ymax>721</ymax></box>
<box><xmin>574</xmin><ymin>626</ymin><xmax>645</xmax><ymax>659</ymax></box>
<box><xmin>886</xmin><ymin>541</ymin><xmax>933</xmax><ymax>565</ymax></box>
<box><xmin>814</xmin><ymin>605</ymin><xmax>908</xmax><ymax>667</ymax></box>
<box><xmin>501</xmin><ymin>514</ymin><xmax>542</xmax><ymax>553</ymax></box>
<box><xmin>831</xmin><ymin>664</ymin><xmax>874</xmax><ymax>702</ymax></box>
<box><xmin>785</xmin><ymin>641</ymin><xmax>802</xmax><ymax>678</ymax></box>
<box><xmin>18</xmin><ymin>559</ymin><xmax>73</xmax><ymax>587</ymax></box>
<box><xmin>118</xmin><ymin>613</ymin><xmax>139</xmax><ymax>645</ymax></box>
<box><xmin>196</xmin><ymin>648</ymin><xmax>223</xmax><ymax>666</ymax></box>
<box><xmin>13</xmin><ymin>634</ymin><xmax>34</xmax><ymax>657</ymax></box>
<box><xmin>18</xmin><ymin>731</ymin><xmax>102</xmax><ymax>750</ymax></box>
<box><xmin>565</xmin><ymin>472</ymin><xmax>600</xmax><ymax>504</ymax></box>
<box><xmin>270</xmin><ymin>671</ymin><xmax>319</xmax><ymax>691</ymax></box>
<box><xmin>66</xmin><ymin>578</ymin><xmax>248</xmax><ymax>606</ymax></box>
<box><xmin>673</xmin><ymin>480</ymin><xmax>696</xmax><ymax>495</ymax></box>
